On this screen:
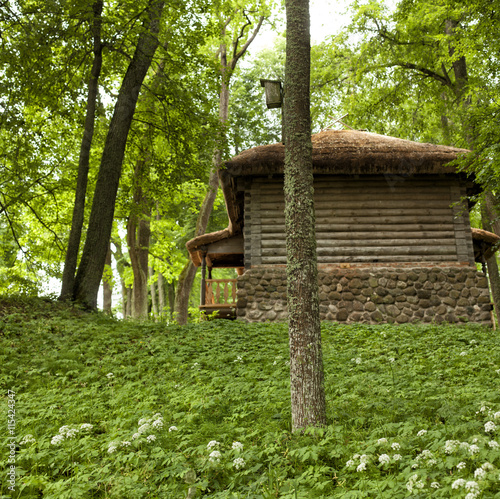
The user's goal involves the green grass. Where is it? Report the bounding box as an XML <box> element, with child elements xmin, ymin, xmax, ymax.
<box><xmin>1</xmin><ymin>297</ymin><xmax>500</xmax><ymax>497</ymax></box>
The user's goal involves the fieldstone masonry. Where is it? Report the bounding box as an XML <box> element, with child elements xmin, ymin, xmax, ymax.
<box><xmin>236</xmin><ymin>266</ymin><xmax>492</xmax><ymax>324</ymax></box>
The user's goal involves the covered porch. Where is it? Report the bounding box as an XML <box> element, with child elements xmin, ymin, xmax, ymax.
<box><xmin>186</xmin><ymin>231</ymin><xmax>244</xmax><ymax>319</ymax></box>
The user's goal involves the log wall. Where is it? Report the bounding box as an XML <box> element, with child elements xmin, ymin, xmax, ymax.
<box><xmin>244</xmin><ymin>175</ymin><xmax>475</xmax><ymax>267</ymax></box>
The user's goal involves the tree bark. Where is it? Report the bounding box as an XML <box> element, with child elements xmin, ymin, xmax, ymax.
<box><xmin>127</xmin><ymin>172</ymin><xmax>151</xmax><ymax>319</ymax></box>
<box><xmin>149</xmin><ymin>266</ymin><xmax>158</xmax><ymax>318</ymax></box>
<box><xmin>60</xmin><ymin>0</ymin><xmax>103</xmax><ymax>300</ymax></box>
<box><xmin>284</xmin><ymin>0</ymin><xmax>326</xmax><ymax>430</ymax></box>
<box><xmin>72</xmin><ymin>0</ymin><xmax>164</xmax><ymax>308</ymax></box>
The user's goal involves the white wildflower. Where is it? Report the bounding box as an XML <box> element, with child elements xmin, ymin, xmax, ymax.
<box><xmin>391</xmin><ymin>442</ymin><xmax>400</xmax><ymax>450</ymax></box>
<box><xmin>106</xmin><ymin>372</ymin><xmax>114</xmax><ymax>379</ymax></box>
<box><xmin>51</xmin><ymin>434</ymin><xmax>64</xmax><ymax>446</ymax></box>
<box><xmin>430</xmin><ymin>482</ymin><xmax>440</xmax><ymax>489</ymax></box>
<box><xmin>469</xmin><ymin>444</ymin><xmax>480</xmax><ymax>455</ymax></box>
<box><xmin>233</xmin><ymin>457</ymin><xmax>245</xmax><ymax>470</ymax></box>
<box><xmin>107</xmin><ymin>443</ymin><xmax>118</xmax><ymax>453</ymax></box>
<box><xmin>428</xmin><ymin>459</ymin><xmax>437</xmax><ymax>466</ymax></box>
<box><xmin>377</xmin><ymin>438</ymin><xmax>388</xmax><ymax>445</ymax></box>
<box><xmin>356</xmin><ymin>462</ymin><xmax>366</xmax><ymax>472</ymax></box>
<box><xmin>209</xmin><ymin>450</ymin><xmax>221</xmax><ymax>463</ymax></box>
<box><xmin>485</xmin><ymin>421</ymin><xmax>496</xmax><ymax>433</ymax></box>
<box><xmin>465</xmin><ymin>480</ymin><xmax>479</xmax><ymax>491</ymax></box>
<box><xmin>152</xmin><ymin>419</ymin><xmax>163</xmax><ymax>429</ymax></box>
<box><xmin>445</xmin><ymin>440</ymin><xmax>460</xmax><ymax>454</ymax></box>
<box><xmin>138</xmin><ymin>417</ymin><xmax>148</xmax><ymax>426</ymax></box>
<box><xmin>20</xmin><ymin>434</ymin><xmax>36</xmax><ymax>445</ymax></box>
<box><xmin>482</xmin><ymin>462</ymin><xmax>494</xmax><ymax>471</ymax></box>
<box><xmin>168</xmin><ymin>426</ymin><xmax>178</xmax><ymax>432</ymax></box>
<box><xmin>207</xmin><ymin>440</ymin><xmax>220</xmax><ymax>450</ymax></box>
<box><xmin>346</xmin><ymin>459</ymin><xmax>355</xmax><ymax>467</ymax></box>
<box><xmin>488</xmin><ymin>440</ymin><xmax>499</xmax><ymax>448</ymax></box>
<box><xmin>121</xmin><ymin>441</ymin><xmax>131</xmax><ymax>447</ymax></box>
<box><xmin>389</xmin><ymin>357</ymin><xmax>395</xmax><ymax>363</ymax></box>
<box><xmin>234</xmin><ymin>356</ymin><xmax>243</xmax><ymax>363</ymax></box>
<box><xmin>460</xmin><ymin>351</ymin><xmax>468</xmax><ymax>356</ymax></box>
<box><xmin>359</xmin><ymin>454</ymin><xmax>369</xmax><ymax>463</ymax></box>
<box><xmin>138</xmin><ymin>423</ymin><xmax>150</xmax><ymax>434</ymax></box>
<box><xmin>393</xmin><ymin>454</ymin><xmax>402</xmax><ymax>461</ymax></box>
<box><xmin>132</xmin><ymin>432</ymin><xmax>140</xmax><ymax>440</ymax></box>
<box><xmin>494</xmin><ymin>411</ymin><xmax>500</xmax><ymax>419</ymax></box>
<box><xmin>411</xmin><ymin>463</ymin><xmax>419</xmax><ymax>469</ymax></box>
<box><xmin>417</xmin><ymin>429</ymin><xmax>427</xmax><ymax>437</ymax></box>
<box><xmin>474</xmin><ymin>468</ymin><xmax>486</xmax><ymax>480</ymax></box>
<box><xmin>146</xmin><ymin>435</ymin><xmax>156</xmax><ymax>442</ymax></box>
<box><xmin>452</xmin><ymin>479</ymin><xmax>466</xmax><ymax>489</ymax></box>
<box><xmin>355</xmin><ymin>357</ymin><xmax>362</xmax><ymax>364</ymax></box>
<box><xmin>232</xmin><ymin>441</ymin><xmax>244</xmax><ymax>451</ymax></box>
<box><xmin>460</xmin><ymin>441</ymin><xmax>471</xmax><ymax>450</ymax></box>
<box><xmin>465</xmin><ymin>494</ymin><xmax>479</xmax><ymax>499</ymax></box>
<box><xmin>80</xmin><ymin>423</ymin><xmax>93</xmax><ymax>431</ymax></box>
<box><xmin>379</xmin><ymin>454</ymin><xmax>390</xmax><ymax>465</ymax></box>
<box><xmin>457</xmin><ymin>462</ymin><xmax>467</xmax><ymax>470</ymax></box>
<box><xmin>192</xmin><ymin>362</ymin><xmax>199</xmax><ymax>368</ymax></box>
<box><xmin>470</xmin><ymin>339</ymin><xmax>477</xmax><ymax>344</ymax></box>
<box><xmin>153</xmin><ymin>413</ymin><xmax>162</xmax><ymax>419</ymax></box>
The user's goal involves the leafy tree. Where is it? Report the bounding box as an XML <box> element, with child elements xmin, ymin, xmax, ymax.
<box><xmin>284</xmin><ymin>0</ymin><xmax>326</xmax><ymax>430</ymax></box>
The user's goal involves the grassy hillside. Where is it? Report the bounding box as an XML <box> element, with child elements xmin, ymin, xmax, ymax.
<box><xmin>1</xmin><ymin>297</ymin><xmax>500</xmax><ymax>498</ymax></box>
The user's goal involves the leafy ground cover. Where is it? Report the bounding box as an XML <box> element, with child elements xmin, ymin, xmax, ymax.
<box><xmin>1</xmin><ymin>297</ymin><xmax>500</xmax><ymax>498</ymax></box>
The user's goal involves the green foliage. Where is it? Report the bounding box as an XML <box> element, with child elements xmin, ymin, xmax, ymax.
<box><xmin>2</xmin><ymin>298</ymin><xmax>500</xmax><ymax>496</ymax></box>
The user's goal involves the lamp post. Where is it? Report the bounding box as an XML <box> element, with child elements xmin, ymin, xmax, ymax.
<box><xmin>260</xmin><ymin>79</ymin><xmax>284</xmax><ymax>143</ymax></box>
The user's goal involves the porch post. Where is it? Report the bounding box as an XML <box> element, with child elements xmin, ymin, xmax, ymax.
<box><xmin>200</xmin><ymin>247</ymin><xmax>207</xmax><ymax>306</ymax></box>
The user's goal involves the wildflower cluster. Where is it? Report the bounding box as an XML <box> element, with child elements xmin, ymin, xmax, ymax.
<box><xmin>131</xmin><ymin>413</ymin><xmax>164</xmax><ymax>441</ymax></box>
<box><xmin>50</xmin><ymin>423</ymin><xmax>93</xmax><ymax>446</ymax></box>
<box><xmin>205</xmin><ymin>440</ymin><xmax>246</xmax><ymax>470</ymax></box>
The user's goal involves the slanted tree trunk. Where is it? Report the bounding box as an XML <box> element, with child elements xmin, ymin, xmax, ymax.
<box><xmin>72</xmin><ymin>0</ymin><xmax>164</xmax><ymax>308</ymax></box>
<box><xmin>173</xmin><ymin>13</ymin><xmax>264</xmax><ymax>324</ymax></box>
<box><xmin>60</xmin><ymin>0</ymin><xmax>103</xmax><ymax>300</ymax></box>
<box><xmin>284</xmin><ymin>0</ymin><xmax>326</xmax><ymax>430</ymax></box>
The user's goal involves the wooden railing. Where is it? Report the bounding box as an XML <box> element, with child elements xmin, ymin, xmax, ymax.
<box><xmin>204</xmin><ymin>279</ymin><xmax>237</xmax><ymax>306</ymax></box>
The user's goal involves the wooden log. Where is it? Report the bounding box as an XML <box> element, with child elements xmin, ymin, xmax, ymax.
<box><xmin>261</xmin><ymin>254</ymin><xmax>460</xmax><ymax>263</ymax></box>
<box><xmin>261</xmin><ymin>238</ymin><xmax>457</xmax><ymax>248</ymax></box>
<box><xmin>261</xmin><ymin>245</ymin><xmax>457</xmax><ymax>257</ymax></box>
<box><xmin>261</xmin><ymin>231</ymin><xmax>456</xmax><ymax>241</ymax></box>
<box><xmin>260</xmin><ymin>223</ymin><xmax>456</xmax><ymax>233</ymax></box>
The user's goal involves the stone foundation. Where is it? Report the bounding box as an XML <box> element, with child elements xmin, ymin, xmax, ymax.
<box><xmin>236</xmin><ymin>266</ymin><xmax>492</xmax><ymax>324</ymax></box>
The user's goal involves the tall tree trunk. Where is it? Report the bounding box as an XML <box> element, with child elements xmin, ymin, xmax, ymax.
<box><xmin>127</xmin><ymin>179</ymin><xmax>151</xmax><ymax>319</ymax></box>
<box><xmin>173</xmin><ymin>13</ymin><xmax>264</xmax><ymax>324</ymax></box>
<box><xmin>72</xmin><ymin>0</ymin><xmax>164</xmax><ymax>308</ymax></box>
<box><xmin>60</xmin><ymin>0</ymin><xmax>103</xmax><ymax>300</ymax></box>
<box><xmin>149</xmin><ymin>266</ymin><xmax>158</xmax><ymax>319</ymax></box>
<box><xmin>102</xmin><ymin>243</ymin><xmax>112</xmax><ymax>313</ymax></box>
<box><xmin>284</xmin><ymin>0</ymin><xmax>326</xmax><ymax>430</ymax></box>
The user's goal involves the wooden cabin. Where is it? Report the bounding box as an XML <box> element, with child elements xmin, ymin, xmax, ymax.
<box><xmin>187</xmin><ymin>130</ymin><xmax>494</xmax><ymax>324</ymax></box>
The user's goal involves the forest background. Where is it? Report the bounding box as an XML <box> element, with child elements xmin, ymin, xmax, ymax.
<box><xmin>1</xmin><ymin>0</ymin><xmax>499</xmax><ymax>322</ymax></box>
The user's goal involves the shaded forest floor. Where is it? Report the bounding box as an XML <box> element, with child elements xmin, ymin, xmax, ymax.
<box><xmin>1</xmin><ymin>297</ymin><xmax>500</xmax><ymax>498</ymax></box>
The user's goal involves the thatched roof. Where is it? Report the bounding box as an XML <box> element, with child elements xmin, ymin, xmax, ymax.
<box><xmin>224</xmin><ymin>130</ymin><xmax>470</xmax><ymax>177</ymax></box>
<box><xmin>188</xmin><ymin>130</ymin><xmax>473</xmax><ymax>267</ymax></box>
